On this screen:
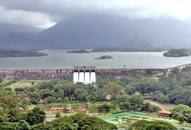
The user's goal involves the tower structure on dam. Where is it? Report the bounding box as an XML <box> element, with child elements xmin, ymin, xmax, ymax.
<box><xmin>73</xmin><ymin>66</ymin><xmax>96</xmax><ymax>85</ymax></box>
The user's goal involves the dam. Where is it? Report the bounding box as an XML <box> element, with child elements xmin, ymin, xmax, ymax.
<box><xmin>73</xmin><ymin>66</ymin><xmax>96</xmax><ymax>85</ymax></box>
<box><xmin>0</xmin><ymin>63</ymin><xmax>190</xmax><ymax>80</ymax></box>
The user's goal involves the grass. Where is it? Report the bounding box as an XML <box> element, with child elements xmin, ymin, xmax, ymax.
<box><xmin>98</xmin><ymin>111</ymin><xmax>191</xmax><ymax>130</ymax></box>
<box><xmin>0</xmin><ymin>79</ymin><xmax>17</xmax><ymax>88</ymax></box>
<box><xmin>8</xmin><ymin>80</ymin><xmax>33</xmax><ymax>90</ymax></box>
<box><xmin>0</xmin><ymin>79</ymin><xmax>44</xmax><ymax>91</ymax></box>
<box><xmin>27</xmin><ymin>104</ymin><xmax>37</xmax><ymax>110</ymax></box>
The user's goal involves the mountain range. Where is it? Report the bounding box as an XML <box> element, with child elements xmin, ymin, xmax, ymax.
<box><xmin>0</xmin><ymin>23</ymin><xmax>39</xmax><ymax>39</ymax></box>
<box><xmin>0</xmin><ymin>14</ymin><xmax>191</xmax><ymax>50</ymax></box>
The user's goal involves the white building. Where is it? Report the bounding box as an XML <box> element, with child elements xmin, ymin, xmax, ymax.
<box><xmin>73</xmin><ymin>66</ymin><xmax>96</xmax><ymax>85</ymax></box>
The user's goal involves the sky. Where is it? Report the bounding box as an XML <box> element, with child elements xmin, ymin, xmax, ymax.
<box><xmin>0</xmin><ymin>0</ymin><xmax>191</xmax><ymax>29</ymax></box>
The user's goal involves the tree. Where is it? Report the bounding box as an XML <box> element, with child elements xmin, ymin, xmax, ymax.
<box><xmin>0</xmin><ymin>116</ymin><xmax>4</xmax><ymax>123</ymax></box>
<box><xmin>168</xmin><ymin>88</ymin><xmax>191</xmax><ymax>106</ymax></box>
<box><xmin>141</xmin><ymin>102</ymin><xmax>160</xmax><ymax>112</ymax></box>
<box><xmin>7</xmin><ymin>108</ymin><xmax>21</xmax><ymax>122</ymax></box>
<box><xmin>116</xmin><ymin>93</ymin><xmax>144</xmax><ymax>111</ymax></box>
<box><xmin>31</xmin><ymin>123</ymin><xmax>52</xmax><ymax>130</ymax></box>
<box><xmin>57</xmin><ymin>122</ymin><xmax>76</xmax><ymax>130</ymax></box>
<box><xmin>55</xmin><ymin>112</ymin><xmax>61</xmax><ymax>118</ymax></box>
<box><xmin>71</xmin><ymin>113</ymin><xmax>117</xmax><ymax>130</ymax></box>
<box><xmin>0</xmin><ymin>122</ymin><xmax>17</xmax><ymax>130</ymax></box>
<box><xmin>46</xmin><ymin>96</ymin><xmax>57</xmax><ymax>103</ymax></box>
<box><xmin>0</xmin><ymin>78</ymin><xmax>2</xmax><ymax>83</ymax></box>
<box><xmin>26</xmin><ymin>107</ymin><xmax>46</xmax><ymax>125</ymax></box>
<box><xmin>128</xmin><ymin>93</ymin><xmax>144</xmax><ymax>110</ymax></box>
<box><xmin>97</xmin><ymin>103</ymin><xmax>110</xmax><ymax>113</ymax></box>
<box><xmin>81</xmin><ymin>125</ymin><xmax>90</xmax><ymax>130</ymax></box>
<box><xmin>171</xmin><ymin>104</ymin><xmax>191</xmax><ymax>123</ymax></box>
<box><xmin>151</xmin><ymin>92</ymin><xmax>170</xmax><ymax>103</ymax></box>
<box><xmin>129</xmin><ymin>120</ymin><xmax>177</xmax><ymax>130</ymax></box>
<box><xmin>146</xmin><ymin>124</ymin><xmax>174</xmax><ymax>130</ymax></box>
<box><xmin>0</xmin><ymin>96</ymin><xmax>17</xmax><ymax>108</ymax></box>
<box><xmin>15</xmin><ymin>120</ymin><xmax>30</xmax><ymax>130</ymax></box>
<box><xmin>105</xmin><ymin>82</ymin><xmax>122</xmax><ymax>99</ymax></box>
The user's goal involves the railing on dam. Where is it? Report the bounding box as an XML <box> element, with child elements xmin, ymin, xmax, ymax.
<box><xmin>0</xmin><ymin>63</ymin><xmax>190</xmax><ymax>80</ymax></box>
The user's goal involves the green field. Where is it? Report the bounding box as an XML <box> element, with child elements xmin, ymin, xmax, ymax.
<box><xmin>99</xmin><ymin>112</ymin><xmax>191</xmax><ymax>130</ymax></box>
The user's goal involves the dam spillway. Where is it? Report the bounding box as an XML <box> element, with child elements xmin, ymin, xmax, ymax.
<box><xmin>73</xmin><ymin>66</ymin><xmax>96</xmax><ymax>85</ymax></box>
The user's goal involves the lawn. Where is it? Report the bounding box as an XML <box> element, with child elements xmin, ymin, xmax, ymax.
<box><xmin>98</xmin><ymin>112</ymin><xmax>191</xmax><ymax>130</ymax></box>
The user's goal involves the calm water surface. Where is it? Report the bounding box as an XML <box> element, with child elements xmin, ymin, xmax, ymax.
<box><xmin>0</xmin><ymin>50</ymin><xmax>191</xmax><ymax>69</ymax></box>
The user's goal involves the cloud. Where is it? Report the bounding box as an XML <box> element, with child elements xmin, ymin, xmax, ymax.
<box><xmin>0</xmin><ymin>6</ymin><xmax>56</xmax><ymax>28</ymax></box>
<box><xmin>0</xmin><ymin>0</ymin><xmax>191</xmax><ymax>28</ymax></box>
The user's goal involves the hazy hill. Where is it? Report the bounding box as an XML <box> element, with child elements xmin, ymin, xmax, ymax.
<box><xmin>1</xmin><ymin>14</ymin><xmax>191</xmax><ymax>50</ymax></box>
<box><xmin>1</xmin><ymin>32</ymin><xmax>42</xmax><ymax>50</ymax></box>
<box><xmin>41</xmin><ymin>15</ymin><xmax>159</xmax><ymax>49</ymax></box>
<box><xmin>0</xmin><ymin>23</ymin><xmax>41</xmax><ymax>50</ymax></box>
<box><xmin>0</xmin><ymin>23</ymin><xmax>40</xmax><ymax>39</ymax></box>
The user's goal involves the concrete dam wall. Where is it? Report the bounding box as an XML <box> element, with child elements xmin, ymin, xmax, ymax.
<box><xmin>0</xmin><ymin>63</ymin><xmax>190</xmax><ymax>80</ymax></box>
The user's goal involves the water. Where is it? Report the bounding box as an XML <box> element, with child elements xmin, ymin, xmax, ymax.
<box><xmin>0</xmin><ymin>49</ymin><xmax>191</xmax><ymax>69</ymax></box>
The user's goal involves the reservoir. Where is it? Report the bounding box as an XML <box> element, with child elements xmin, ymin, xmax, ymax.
<box><xmin>0</xmin><ymin>50</ymin><xmax>190</xmax><ymax>69</ymax></box>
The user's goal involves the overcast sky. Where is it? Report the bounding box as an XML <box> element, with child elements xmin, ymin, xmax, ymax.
<box><xmin>0</xmin><ymin>0</ymin><xmax>191</xmax><ymax>29</ymax></box>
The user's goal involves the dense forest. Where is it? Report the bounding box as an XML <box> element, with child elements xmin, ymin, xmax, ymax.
<box><xmin>0</xmin><ymin>87</ymin><xmax>116</xmax><ymax>130</ymax></box>
<box><xmin>1</xmin><ymin>67</ymin><xmax>191</xmax><ymax>129</ymax></box>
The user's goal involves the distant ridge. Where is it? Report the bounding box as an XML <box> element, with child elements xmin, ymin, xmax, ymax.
<box><xmin>1</xmin><ymin>14</ymin><xmax>191</xmax><ymax>50</ymax></box>
<box><xmin>0</xmin><ymin>23</ymin><xmax>40</xmax><ymax>39</ymax></box>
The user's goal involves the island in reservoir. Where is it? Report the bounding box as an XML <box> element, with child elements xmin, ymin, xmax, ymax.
<box><xmin>95</xmin><ymin>55</ymin><xmax>113</xmax><ymax>60</ymax></box>
<box><xmin>163</xmin><ymin>49</ymin><xmax>191</xmax><ymax>57</ymax></box>
<box><xmin>0</xmin><ymin>50</ymin><xmax>47</xmax><ymax>57</ymax></box>
<box><xmin>67</xmin><ymin>49</ymin><xmax>90</xmax><ymax>53</ymax></box>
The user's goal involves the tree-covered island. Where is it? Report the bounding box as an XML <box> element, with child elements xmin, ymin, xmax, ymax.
<box><xmin>67</xmin><ymin>49</ymin><xmax>90</xmax><ymax>53</ymax></box>
<box><xmin>164</xmin><ymin>49</ymin><xmax>191</xmax><ymax>57</ymax></box>
<box><xmin>0</xmin><ymin>50</ymin><xmax>47</xmax><ymax>57</ymax></box>
<box><xmin>95</xmin><ymin>55</ymin><xmax>113</xmax><ymax>60</ymax></box>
